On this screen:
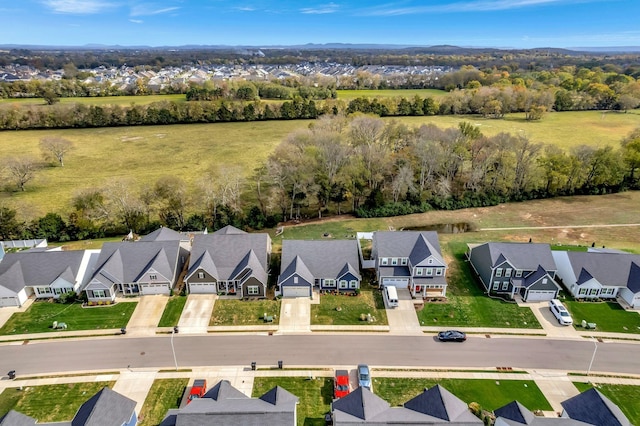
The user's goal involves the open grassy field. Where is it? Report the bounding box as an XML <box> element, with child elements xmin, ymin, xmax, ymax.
<box><xmin>139</xmin><ymin>378</ymin><xmax>188</xmax><ymax>426</ymax></box>
<box><xmin>0</xmin><ymin>94</ymin><xmax>186</xmax><ymax>107</ymax></box>
<box><xmin>374</xmin><ymin>377</ymin><xmax>552</xmax><ymax>412</ymax></box>
<box><xmin>572</xmin><ymin>383</ymin><xmax>640</xmax><ymax>425</ymax></box>
<box><xmin>0</xmin><ymin>382</ymin><xmax>115</xmax><ymax>422</ymax></box>
<box><xmin>0</xmin><ymin>300</ymin><xmax>137</xmax><ymax>335</ymax></box>
<box><xmin>336</xmin><ymin>88</ymin><xmax>448</xmax><ymax>100</ymax></box>
<box><xmin>252</xmin><ymin>376</ymin><xmax>333</xmax><ymax>426</ymax></box>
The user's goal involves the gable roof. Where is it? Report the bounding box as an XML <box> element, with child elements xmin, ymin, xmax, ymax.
<box><xmin>494</xmin><ymin>401</ymin><xmax>535</xmax><ymax>424</ymax></box>
<box><xmin>87</xmin><ymin>241</ymin><xmax>181</xmax><ymax>288</ymax></box>
<box><xmin>278</xmin><ymin>255</ymin><xmax>315</xmax><ymax>287</ymax></box>
<box><xmin>561</xmin><ymin>388</ymin><xmax>631</xmax><ymax>426</ymax></box>
<box><xmin>564</xmin><ymin>252</ymin><xmax>640</xmax><ymax>292</ymax></box>
<box><xmin>479</xmin><ymin>242</ymin><xmax>556</xmax><ymax>271</ymax></box>
<box><xmin>71</xmin><ymin>387</ymin><xmax>136</xmax><ymax>426</ymax></box>
<box><xmin>519</xmin><ymin>265</ymin><xmax>557</xmax><ymax>289</ymax></box>
<box><xmin>0</xmin><ymin>250</ymin><xmax>86</xmax><ymax>293</ymax></box>
<box><xmin>203</xmin><ymin>380</ymin><xmax>248</xmax><ymax>401</ymax></box>
<box><xmin>373</xmin><ymin>231</ymin><xmax>445</xmax><ymax>265</ymax></box>
<box><xmin>404</xmin><ymin>384</ymin><xmax>479</xmax><ymax>423</ymax></box>
<box><xmin>187</xmin><ymin>232</ymin><xmax>270</xmax><ymax>282</ymax></box>
<box><xmin>259</xmin><ymin>386</ymin><xmax>299</xmax><ymax>406</ymax></box>
<box><xmin>0</xmin><ymin>410</ymin><xmax>36</xmax><ymax>426</ymax></box>
<box><xmin>332</xmin><ymin>386</ymin><xmax>390</xmax><ymax>421</ymax></box>
<box><xmin>280</xmin><ymin>240</ymin><xmax>361</xmax><ymax>282</ymax></box>
<box><xmin>139</xmin><ymin>227</ymin><xmax>187</xmax><ymax>242</ymax></box>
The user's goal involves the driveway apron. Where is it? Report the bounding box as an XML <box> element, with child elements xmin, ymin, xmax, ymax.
<box><xmin>385</xmin><ymin>288</ymin><xmax>422</xmax><ymax>334</ymax></box>
<box><xmin>278</xmin><ymin>298</ymin><xmax>311</xmax><ymax>333</ymax></box>
<box><xmin>113</xmin><ymin>370</ymin><xmax>157</xmax><ymax>415</ymax></box>
<box><xmin>126</xmin><ymin>295</ymin><xmax>169</xmax><ymax>336</ymax></box>
<box><xmin>178</xmin><ymin>294</ymin><xmax>217</xmax><ymax>334</ymax></box>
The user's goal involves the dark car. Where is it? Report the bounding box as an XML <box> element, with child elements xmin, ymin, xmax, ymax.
<box><xmin>437</xmin><ymin>330</ymin><xmax>466</xmax><ymax>342</ymax></box>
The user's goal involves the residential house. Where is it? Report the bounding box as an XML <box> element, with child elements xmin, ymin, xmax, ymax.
<box><xmin>468</xmin><ymin>242</ymin><xmax>561</xmax><ymax>302</ymax></box>
<box><xmin>0</xmin><ymin>386</ymin><xmax>137</xmax><ymax>426</ymax></box>
<box><xmin>83</xmin><ymin>241</ymin><xmax>188</xmax><ymax>303</ymax></box>
<box><xmin>277</xmin><ymin>239</ymin><xmax>361</xmax><ymax>298</ymax></box>
<box><xmin>552</xmin><ymin>250</ymin><xmax>640</xmax><ymax>308</ymax></box>
<box><xmin>371</xmin><ymin>231</ymin><xmax>447</xmax><ymax>298</ymax></box>
<box><xmin>0</xmin><ymin>250</ymin><xmax>96</xmax><ymax>308</ymax></box>
<box><xmin>331</xmin><ymin>385</ymin><xmax>482</xmax><ymax>425</ymax></box>
<box><xmin>561</xmin><ymin>388</ymin><xmax>631</xmax><ymax>426</ymax></box>
<box><xmin>184</xmin><ymin>225</ymin><xmax>271</xmax><ymax>298</ymax></box>
<box><xmin>160</xmin><ymin>379</ymin><xmax>298</xmax><ymax>425</ymax></box>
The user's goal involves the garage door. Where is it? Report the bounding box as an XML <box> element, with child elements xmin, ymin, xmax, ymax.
<box><xmin>0</xmin><ymin>297</ymin><xmax>18</xmax><ymax>307</ymax></box>
<box><xmin>382</xmin><ymin>277</ymin><xmax>409</xmax><ymax>287</ymax></box>
<box><xmin>141</xmin><ymin>283</ymin><xmax>170</xmax><ymax>295</ymax></box>
<box><xmin>189</xmin><ymin>283</ymin><xmax>216</xmax><ymax>294</ymax></box>
<box><xmin>282</xmin><ymin>286</ymin><xmax>311</xmax><ymax>298</ymax></box>
<box><xmin>526</xmin><ymin>290</ymin><xmax>557</xmax><ymax>302</ymax></box>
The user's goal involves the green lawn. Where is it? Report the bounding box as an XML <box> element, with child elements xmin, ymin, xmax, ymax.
<box><xmin>565</xmin><ymin>301</ymin><xmax>640</xmax><ymax>334</ymax></box>
<box><xmin>139</xmin><ymin>378</ymin><xmax>188</xmax><ymax>426</ymax></box>
<box><xmin>0</xmin><ymin>301</ymin><xmax>137</xmax><ymax>335</ymax></box>
<box><xmin>158</xmin><ymin>296</ymin><xmax>187</xmax><ymax>327</ymax></box>
<box><xmin>336</xmin><ymin>89</ymin><xmax>448</xmax><ymax>100</ymax></box>
<box><xmin>416</xmin><ymin>242</ymin><xmax>541</xmax><ymax>329</ymax></box>
<box><xmin>0</xmin><ymin>94</ymin><xmax>186</xmax><ymax>107</ymax></box>
<box><xmin>0</xmin><ymin>382</ymin><xmax>115</xmax><ymax>422</ymax></box>
<box><xmin>210</xmin><ymin>299</ymin><xmax>281</xmax><ymax>326</ymax></box>
<box><xmin>375</xmin><ymin>378</ymin><xmax>552</xmax><ymax>412</ymax></box>
<box><xmin>252</xmin><ymin>377</ymin><xmax>333</xmax><ymax>426</ymax></box>
<box><xmin>311</xmin><ymin>289</ymin><xmax>388</xmax><ymax>326</ymax></box>
<box><xmin>573</xmin><ymin>382</ymin><xmax>640</xmax><ymax>425</ymax></box>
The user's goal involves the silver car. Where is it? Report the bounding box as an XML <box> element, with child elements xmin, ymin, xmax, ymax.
<box><xmin>357</xmin><ymin>364</ymin><xmax>371</xmax><ymax>390</ymax></box>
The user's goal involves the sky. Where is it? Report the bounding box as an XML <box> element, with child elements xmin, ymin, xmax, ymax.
<box><xmin>2</xmin><ymin>0</ymin><xmax>640</xmax><ymax>49</ymax></box>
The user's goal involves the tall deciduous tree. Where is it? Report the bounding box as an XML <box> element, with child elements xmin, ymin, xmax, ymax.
<box><xmin>40</xmin><ymin>136</ymin><xmax>74</xmax><ymax>167</ymax></box>
<box><xmin>3</xmin><ymin>156</ymin><xmax>40</xmax><ymax>191</ymax></box>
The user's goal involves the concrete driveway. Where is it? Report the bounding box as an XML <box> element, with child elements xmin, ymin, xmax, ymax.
<box><xmin>126</xmin><ymin>295</ymin><xmax>169</xmax><ymax>336</ymax></box>
<box><xmin>385</xmin><ymin>288</ymin><xmax>422</xmax><ymax>334</ymax></box>
<box><xmin>178</xmin><ymin>294</ymin><xmax>217</xmax><ymax>334</ymax></box>
<box><xmin>527</xmin><ymin>301</ymin><xmax>580</xmax><ymax>339</ymax></box>
<box><xmin>278</xmin><ymin>298</ymin><xmax>311</xmax><ymax>333</ymax></box>
<box><xmin>113</xmin><ymin>370</ymin><xmax>157</xmax><ymax>414</ymax></box>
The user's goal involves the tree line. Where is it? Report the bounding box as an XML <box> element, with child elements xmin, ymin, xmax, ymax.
<box><xmin>2</xmin><ymin>116</ymin><xmax>639</xmax><ymax>242</ymax></box>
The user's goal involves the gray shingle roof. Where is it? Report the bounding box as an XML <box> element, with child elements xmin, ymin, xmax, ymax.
<box><xmin>404</xmin><ymin>385</ymin><xmax>480</xmax><ymax>423</ymax></box>
<box><xmin>565</xmin><ymin>252</ymin><xmax>640</xmax><ymax>292</ymax></box>
<box><xmin>71</xmin><ymin>386</ymin><xmax>136</xmax><ymax>426</ymax></box>
<box><xmin>485</xmin><ymin>243</ymin><xmax>556</xmax><ymax>271</ymax></box>
<box><xmin>332</xmin><ymin>387</ymin><xmax>390</xmax><ymax>421</ymax></box>
<box><xmin>561</xmin><ymin>388</ymin><xmax>631</xmax><ymax>426</ymax></box>
<box><xmin>0</xmin><ymin>250</ymin><xmax>85</xmax><ymax>293</ymax></box>
<box><xmin>140</xmin><ymin>227</ymin><xmax>187</xmax><ymax>242</ymax></box>
<box><xmin>187</xmin><ymin>232</ymin><xmax>270</xmax><ymax>283</ymax></box>
<box><xmin>0</xmin><ymin>410</ymin><xmax>37</xmax><ymax>426</ymax></box>
<box><xmin>373</xmin><ymin>231</ymin><xmax>445</xmax><ymax>266</ymax></box>
<box><xmin>279</xmin><ymin>255</ymin><xmax>315</xmax><ymax>287</ymax></box>
<box><xmin>280</xmin><ymin>240</ymin><xmax>361</xmax><ymax>282</ymax></box>
<box><xmin>87</xmin><ymin>241</ymin><xmax>181</xmax><ymax>289</ymax></box>
<box><xmin>494</xmin><ymin>401</ymin><xmax>535</xmax><ymax>424</ymax></box>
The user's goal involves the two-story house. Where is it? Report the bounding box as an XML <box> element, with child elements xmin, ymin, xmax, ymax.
<box><xmin>371</xmin><ymin>231</ymin><xmax>447</xmax><ymax>298</ymax></box>
<box><xmin>468</xmin><ymin>242</ymin><xmax>561</xmax><ymax>302</ymax></box>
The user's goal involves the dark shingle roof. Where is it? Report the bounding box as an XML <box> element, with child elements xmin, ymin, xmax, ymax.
<box><xmin>71</xmin><ymin>387</ymin><xmax>136</xmax><ymax>426</ymax></box>
<box><xmin>561</xmin><ymin>388</ymin><xmax>631</xmax><ymax>426</ymax></box>
<box><xmin>280</xmin><ymin>240</ymin><xmax>361</xmax><ymax>281</ymax></box>
<box><xmin>564</xmin><ymin>252</ymin><xmax>640</xmax><ymax>292</ymax></box>
<box><xmin>404</xmin><ymin>384</ymin><xmax>478</xmax><ymax>423</ymax></box>
<box><xmin>494</xmin><ymin>401</ymin><xmax>535</xmax><ymax>424</ymax></box>
<box><xmin>485</xmin><ymin>243</ymin><xmax>556</xmax><ymax>271</ymax></box>
<box><xmin>0</xmin><ymin>250</ymin><xmax>85</xmax><ymax>293</ymax></box>
<box><xmin>332</xmin><ymin>387</ymin><xmax>390</xmax><ymax>421</ymax></box>
<box><xmin>0</xmin><ymin>410</ymin><xmax>37</xmax><ymax>426</ymax></box>
<box><xmin>203</xmin><ymin>380</ymin><xmax>248</xmax><ymax>401</ymax></box>
<box><xmin>278</xmin><ymin>255</ymin><xmax>315</xmax><ymax>287</ymax></box>
<box><xmin>259</xmin><ymin>386</ymin><xmax>298</xmax><ymax>406</ymax></box>
<box><xmin>139</xmin><ymin>227</ymin><xmax>186</xmax><ymax>242</ymax></box>
<box><xmin>373</xmin><ymin>231</ymin><xmax>444</xmax><ymax>265</ymax></box>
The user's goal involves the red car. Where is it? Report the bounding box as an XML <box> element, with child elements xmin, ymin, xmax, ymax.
<box><xmin>334</xmin><ymin>370</ymin><xmax>350</xmax><ymax>399</ymax></box>
<box><xmin>187</xmin><ymin>379</ymin><xmax>207</xmax><ymax>404</ymax></box>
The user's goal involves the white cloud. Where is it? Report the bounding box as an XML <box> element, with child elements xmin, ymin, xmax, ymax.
<box><xmin>361</xmin><ymin>0</ymin><xmax>602</xmax><ymax>16</ymax></box>
<box><xmin>300</xmin><ymin>2</ymin><xmax>339</xmax><ymax>14</ymax></box>
<box><xmin>42</xmin><ymin>0</ymin><xmax>117</xmax><ymax>14</ymax></box>
<box><xmin>129</xmin><ymin>18</ymin><xmax>143</xmax><ymax>23</ymax></box>
<box><xmin>130</xmin><ymin>3</ymin><xmax>180</xmax><ymax>17</ymax></box>
<box><xmin>235</xmin><ymin>6</ymin><xmax>256</xmax><ymax>11</ymax></box>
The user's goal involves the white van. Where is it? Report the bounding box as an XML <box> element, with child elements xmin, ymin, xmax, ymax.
<box><xmin>549</xmin><ymin>299</ymin><xmax>573</xmax><ymax>326</ymax></box>
<box><xmin>383</xmin><ymin>286</ymin><xmax>399</xmax><ymax>308</ymax></box>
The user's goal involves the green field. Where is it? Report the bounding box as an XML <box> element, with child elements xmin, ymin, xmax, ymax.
<box><xmin>0</xmin><ymin>382</ymin><xmax>115</xmax><ymax>422</ymax></box>
<box><xmin>0</xmin><ymin>301</ymin><xmax>137</xmax><ymax>335</ymax></box>
<box><xmin>336</xmin><ymin>89</ymin><xmax>448</xmax><ymax>100</ymax></box>
<box><xmin>0</xmin><ymin>94</ymin><xmax>186</xmax><ymax>107</ymax></box>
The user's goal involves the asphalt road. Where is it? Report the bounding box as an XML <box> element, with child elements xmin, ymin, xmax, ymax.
<box><xmin>2</xmin><ymin>334</ymin><xmax>638</xmax><ymax>376</ymax></box>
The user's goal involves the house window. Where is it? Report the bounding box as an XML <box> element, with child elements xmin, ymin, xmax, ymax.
<box><xmin>435</xmin><ymin>269</ymin><xmax>443</xmax><ymax>276</ymax></box>
<box><xmin>426</xmin><ymin>268</ymin><xmax>433</xmax><ymax>276</ymax></box>
<box><xmin>349</xmin><ymin>280</ymin><xmax>358</xmax><ymax>289</ymax></box>
<box><xmin>93</xmin><ymin>289</ymin><xmax>106</xmax><ymax>298</ymax></box>
<box><xmin>501</xmin><ymin>282</ymin><xmax>509</xmax><ymax>291</ymax></box>
<box><xmin>150</xmin><ymin>274</ymin><xmax>157</xmax><ymax>280</ymax></box>
<box><xmin>602</xmin><ymin>288</ymin><xmax>614</xmax><ymax>295</ymax></box>
<box><xmin>381</xmin><ymin>258</ymin><xmax>388</xmax><ymax>266</ymax></box>
<box><xmin>493</xmin><ymin>281</ymin><xmax>500</xmax><ymax>290</ymax></box>
<box><xmin>247</xmin><ymin>286</ymin><xmax>259</xmax><ymax>295</ymax></box>
<box><xmin>589</xmin><ymin>288</ymin><xmax>599</xmax><ymax>296</ymax></box>
<box><xmin>339</xmin><ymin>280</ymin><xmax>348</xmax><ymax>289</ymax></box>
<box><xmin>198</xmin><ymin>272</ymin><xmax>205</xmax><ymax>279</ymax></box>
<box><xmin>294</xmin><ymin>276</ymin><xmax>299</xmax><ymax>284</ymax></box>
<box><xmin>391</xmin><ymin>258</ymin><xmax>398</xmax><ymax>266</ymax></box>
<box><xmin>400</xmin><ymin>258</ymin><xmax>408</xmax><ymax>265</ymax></box>
<box><xmin>515</xmin><ymin>270</ymin><xmax>523</xmax><ymax>277</ymax></box>
<box><xmin>37</xmin><ymin>287</ymin><xmax>52</xmax><ymax>295</ymax></box>
<box><xmin>324</xmin><ymin>279</ymin><xmax>336</xmax><ymax>287</ymax></box>
<box><xmin>495</xmin><ymin>268</ymin><xmax>502</xmax><ymax>277</ymax></box>
<box><xmin>578</xmin><ymin>288</ymin><xmax>587</xmax><ymax>295</ymax></box>
<box><xmin>505</xmin><ymin>268</ymin><xmax>512</xmax><ymax>277</ymax></box>
<box><xmin>416</xmin><ymin>268</ymin><xmax>423</xmax><ymax>276</ymax></box>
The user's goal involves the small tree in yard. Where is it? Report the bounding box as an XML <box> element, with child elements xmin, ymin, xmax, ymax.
<box><xmin>40</xmin><ymin>136</ymin><xmax>74</xmax><ymax>167</ymax></box>
<box><xmin>3</xmin><ymin>156</ymin><xmax>41</xmax><ymax>191</ymax></box>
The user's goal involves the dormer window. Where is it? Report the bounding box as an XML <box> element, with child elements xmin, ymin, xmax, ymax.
<box><xmin>515</xmin><ymin>270</ymin><xmax>522</xmax><ymax>277</ymax></box>
<box><xmin>391</xmin><ymin>258</ymin><xmax>398</xmax><ymax>266</ymax></box>
<box><xmin>381</xmin><ymin>258</ymin><xmax>388</xmax><ymax>266</ymax></box>
<box><xmin>150</xmin><ymin>274</ymin><xmax>157</xmax><ymax>280</ymax></box>
<box><xmin>428</xmin><ymin>259</ymin><xmax>433</xmax><ymax>264</ymax></box>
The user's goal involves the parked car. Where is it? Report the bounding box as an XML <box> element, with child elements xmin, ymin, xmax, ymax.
<box><xmin>437</xmin><ymin>330</ymin><xmax>466</xmax><ymax>342</ymax></box>
<box><xmin>334</xmin><ymin>370</ymin><xmax>350</xmax><ymax>399</ymax></box>
<box><xmin>549</xmin><ymin>299</ymin><xmax>573</xmax><ymax>326</ymax></box>
<box><xmin>357</xmin><ymin>364</ymin><xmax>371</xmax><ymax>390</ymax></box>
<box><xmin>187</xmin><ymin>379</ymin><xmax>207</xmax><ymax>403</ymax></box>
